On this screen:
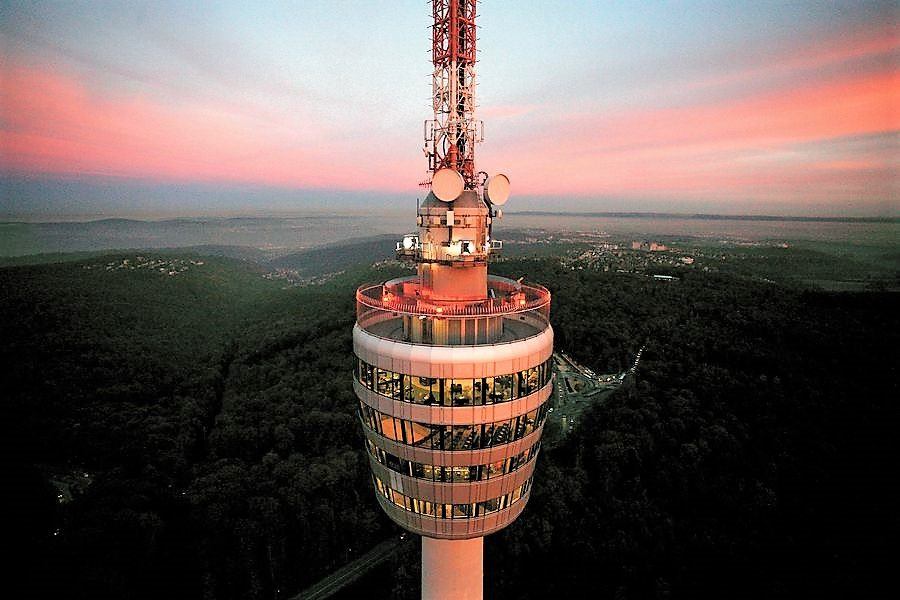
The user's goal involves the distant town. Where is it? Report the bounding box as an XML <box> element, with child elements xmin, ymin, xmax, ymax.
<box><xmin>263</xmin><ymin>268</ymin><xmax>346</xmax><ymax>288</ymax></box>
<box><xmin>83</xmin><ymin>256</ymin><xmax>205</xmax><ymax>276</ymax></box>
<box><xmin>500</xmin><ymin>228</ymin><xmax>793</xmax><ymax>279</ymax></box>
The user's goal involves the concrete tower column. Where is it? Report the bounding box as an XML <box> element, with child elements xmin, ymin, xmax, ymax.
<box><xmin>353</xmin><ymin>4</ymin><xmax>549</xmax><ymax>598</ymax></box>
<box><xmin>421</xmin><ymin>537</ymin><xmax>483</xmax><ymax>600</ymax></box>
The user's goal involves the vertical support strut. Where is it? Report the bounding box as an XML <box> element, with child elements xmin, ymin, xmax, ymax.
<box><xmin>425</xmin><ymin>0</ymin><xmax>481</xmax><ymax>189</ymax></box>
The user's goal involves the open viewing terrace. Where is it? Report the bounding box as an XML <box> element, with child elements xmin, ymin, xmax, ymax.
<box><xmin>356</xmin><ymin>275</ymin><xmax>551</xmax><ymax>345</ymax></box>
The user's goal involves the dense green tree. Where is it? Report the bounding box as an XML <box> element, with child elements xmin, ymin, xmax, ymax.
<box><xmin>4</xmin><ymin>253</ymin><xmax>896</xmax><ymax>599</ymax></box>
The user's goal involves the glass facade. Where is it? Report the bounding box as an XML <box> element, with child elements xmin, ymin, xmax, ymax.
<box><xmin>373</xmin><ymin>474</ymin><xmax>532</xmax><ymax>519</ymax></box>
<box><xmin>356</xmin><ymin>358</ymin><xmax>552</xmax><ymax>406</ymax></box>
<box><xmin>359</xmin><ymin>401</ymin><xmax>549</xmax><ymax>450</ymax></box>
<box><xmin>366</xmin><ymin>438</ymin><xmax>540</xmax><ymax>482</ymax></box>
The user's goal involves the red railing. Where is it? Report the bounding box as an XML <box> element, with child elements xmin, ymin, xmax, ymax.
<box><xmin>356</xmin><ymin>275</ymin><xmax>550</xmax><ymax>320</ymax></box>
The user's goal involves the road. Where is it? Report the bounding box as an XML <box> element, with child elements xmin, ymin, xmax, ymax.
<box><xmin>290</xmin><ymin>535</ymin><xmax>411</xmax><ymax>600</ymax></box>
<box><xmin>629</xmin><ymin>344</ymin><xmax>646</xmax><ymax>375</ymax></box>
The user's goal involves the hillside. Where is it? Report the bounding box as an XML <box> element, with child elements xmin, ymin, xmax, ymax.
<box><xmin>4</xmin><ymin>250</ymin><xmax>897</xmax><ymax>599</ymax></box>
<box><xmin>266</xmin><ymin>235</ymin><xmax>399</xmax><ymax>276</ymax></box>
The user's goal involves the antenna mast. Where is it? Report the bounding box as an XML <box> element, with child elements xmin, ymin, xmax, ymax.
<box><xmin>425</xmin><ymin>0</ymin><xmax>482</xmax><ymax>189</ymax></box>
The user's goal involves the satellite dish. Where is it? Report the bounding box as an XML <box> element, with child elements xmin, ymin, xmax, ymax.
<box><xmin>432</xmin><ymin>168</ymin><xmax>464</xmax><ymax>202</ymax></box>
<box><xmin>485</xmin><ymin>174</ymin><xmax>510</xmax><ymax>206</ymax></box>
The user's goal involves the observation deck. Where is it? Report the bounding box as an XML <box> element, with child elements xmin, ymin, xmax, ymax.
<box><xmin>356</xmin><ymin>275</ymin><xmax>550</xmax><ymax>346</ymax></box>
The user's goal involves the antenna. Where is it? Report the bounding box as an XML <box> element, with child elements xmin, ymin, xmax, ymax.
<box><xmin>431</xmin><ymin>168</ymin><xmax>465</xmax><ymax>202</ymax></box>
<box><xmin>424</xmin><ymin>0</ymin><xmax>482</xmax><ymax>189</ymax></box>
<box><xmin>484</xmin><ymin>174</ymin><xmax>510</xmax><ymax>206</ymax></box>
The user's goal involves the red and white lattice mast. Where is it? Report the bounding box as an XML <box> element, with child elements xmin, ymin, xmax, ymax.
<box><xmin>424</xmin><ymin>0</ymin><xmax>482</xmax><ymax>189</ymax></box>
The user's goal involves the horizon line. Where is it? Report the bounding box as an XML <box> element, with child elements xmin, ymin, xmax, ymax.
<box><xmin>1</xmin><ymin>210</ymin><xmax>898</xmax><ymax>226</ymax></box>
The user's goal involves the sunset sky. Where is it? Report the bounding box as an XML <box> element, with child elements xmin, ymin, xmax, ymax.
<box><xmin>1</xmin><ymin>0</ymin><xmax>897</xmax><ymax>217</ymax></box>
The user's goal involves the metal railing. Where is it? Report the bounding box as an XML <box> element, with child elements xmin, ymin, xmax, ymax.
<box><xmin>357</xmin><ymin>275</ymin><xmax>549</xmax><ymax>318</ymax></box>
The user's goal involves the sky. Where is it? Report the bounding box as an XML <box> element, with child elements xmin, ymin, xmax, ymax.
<box><xmin>1</xmin><ymin>0</ymin><xmax>897</xmax><ymax>218</ymax></box>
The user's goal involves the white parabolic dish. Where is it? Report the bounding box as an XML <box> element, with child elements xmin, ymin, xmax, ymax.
<box><xmin>485</xmin><ymin>174</ymin><xmax>510</xmax><ymax>206</ymax></box>
<box><xmin>431</xmin><ymin>168</ymin><xmax>465</xmax><ymax>202</ymax></box>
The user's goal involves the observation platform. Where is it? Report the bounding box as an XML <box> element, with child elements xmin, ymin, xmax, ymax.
<box><xmin>356</xmin><ymin>275</ymin><xmax>550</xmax><ymax>346</ymax></box>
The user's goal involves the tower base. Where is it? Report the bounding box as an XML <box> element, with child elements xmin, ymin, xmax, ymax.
<box><xmin>421</xmin><ymin>536</ymin><xmax>483</xmax><ymax>600</ymax></box>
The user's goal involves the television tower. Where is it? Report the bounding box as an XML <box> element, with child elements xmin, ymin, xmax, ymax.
<box><xmin>353</xmin><ymin>2</ymin><xmax>553</xmax><ymax>598</ymax></box>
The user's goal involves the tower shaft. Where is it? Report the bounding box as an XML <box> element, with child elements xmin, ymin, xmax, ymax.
<box><xmin>422</xmin><ymin>537</ymin><xmax>483</xmax><ymax>600</ymax></box>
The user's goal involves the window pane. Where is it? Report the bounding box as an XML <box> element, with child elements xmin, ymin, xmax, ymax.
<box><xmin>464</xmin><ymin>319</ymin><xmax>476</xmax><ymax>344</ymax></box>
<box><xmin>459</xmin><ymin>426</ymin><xmax>478</xmax><ymax>450</ymax></box>
<box><xmin>377</xmin><ymin>368</ymin><xmax>399</xmax><ymax>398</ymax></box>
<box><xmin>404</xmin><ymin>421</ymin><xmax>428</xmax><ymax>446</ymax></box>
<box><xmin>448</xmin><ymin>319</ymin><xmax>461</xmax><ymax>344</ymax></box>
<box><xmin>362</xmin><ymin>363</ymin><xmax>375</xmax><ymax>389</ymax></box>
<box><xmin>494</xmin><ymin>374</ymin><xmax>513</xmax><ymax>401</ymax></box>
<box><xmin>449</xmin><ymin>379</ymin><xmax>474</xmax><ymax>405</ymax></box>
<box><xmin>511</xmin><ymin>486</ymin><xmax>523</xmax><ymax>502</ymax></box>
<box><xmin>481</xmin><ymin>424</ymin><xmax>494</xmax><ymax>448</ymax></box>
<box><xmin>410</xmin><ymin>375</ymin><xmax>438</xmax><ymax>404</ymax></box>
<box><xmin>450</xmin><ymin>425</ymin><xmax>471</xmax><ymax>450</ymax></box>
<box><xmin>380</xmin><ymin>416</ymin><xmax>400</xmax><ymax>441</ymax></box>
<box><xmin>484</xmin><ymin>377</ymin><xmax>495</xmax><ymax>403</ymax></box>
<box><xmin>450</xmin><ymin>466</ymin><xmax>469</xmax><ymax>482</ymax></box>
<box><xmin>492</xmin><ymin>419</ymin><xmax>512</xmax><ymax>445</ymax></box>
<box><xmin>521</xmin><ymin>367</ymin><xmax>538</xmax><ymax>396</ymax></box>
<box><xmin>400</xmin><ymin>374</ymin><xmax>411</xmax><ymax>402</ymax></box>
<box><xmin>474</xmin><ymin>378</ymin><xmax>486</xmax><ymax>405</ymax></box>
<box><xmin>386</xmin><ymin>453</ymin><xmax>402</xmax><ymax>471</ymax></box>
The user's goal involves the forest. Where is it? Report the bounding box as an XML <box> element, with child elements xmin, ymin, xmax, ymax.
<box><xmin>4</xmin><ymin>248</ymin><xmax>897</xmax><ymax>599</ymax></box>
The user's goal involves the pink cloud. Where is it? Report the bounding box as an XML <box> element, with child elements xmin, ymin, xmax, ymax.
<box><xmin>1</xmin><ymin>20</ymin><xmax>896</xmax><ymax>211</ymax></box>
<box><xmin>0</xmin><ymin>66</ymin><xmax>418</xmax><ymax>191</ymax></box>
<box><xmin>481</xmin><ymin>30</ymin><xmax>898</xmax><ymax>205</ymax></box>
<box><xmin>686</xmin><ymin>22</ymin><xmax>899</xmax><ymax>94</ymax></box>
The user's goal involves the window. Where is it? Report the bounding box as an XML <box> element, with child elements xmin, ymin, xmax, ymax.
<box><xmin>422</xmin><ymin>463</ymin><xmax>439</xmax><ymax>481</ymax></box>
<box><xmin>409</xmin><ymin>376</ymin><xmax>438</xmax><ymax>404</ymax></box>
<box><xmin>355</xmin><ymin>359</ymin><xmax>553</xmax><ymax>405</ymax></box>
<box><xmin>449</xmin><ymin>379</ymin><xmax>475</xmax><ymax>406</ymax></box>
<box><xmin>473</xmin><ymin>378</ymin><xmax>486</xmax><ymax>405</ymax></box>
<box><xmin>372</xmin><ymin>475</ymin><xmax>532</xmax><ymax>520</ymax></box>
<box><xmin>450</xmin><ymin>465</ymin><xmax>471</xmax><ymax>482</ymax></box>
<box><xmin>359</xmin><ymin>361</ymin><xmax>375</xmax><ymax>390</ymax></box>
<box><xmin>366</xmin><ymin>441</ymin><xmax>541</xmax><ymax>483</ymax></box>
<box><xmin>519</xmin><ymin>366</ymin><xmax>539</xmax><ymax>396</ymax></box>
<box><xmin>491</xmin><ymin>374</ymin><xmax>514</xmax><ymax>401</ymax></box>
<box><xmin>376</xmin><ymin>368</ymin><xmax>400</xmax><ymax>399</ymax></box>
<box><xmin>359</xmin><ymin>404</ymin><xmax>549</xmax><ymax>450</ymax></box>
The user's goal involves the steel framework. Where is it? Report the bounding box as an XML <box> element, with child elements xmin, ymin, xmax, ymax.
<box><xmin>424</xmin><ymin>0</ymin><xmax>482</xmax><ymax>189</ymax></box>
